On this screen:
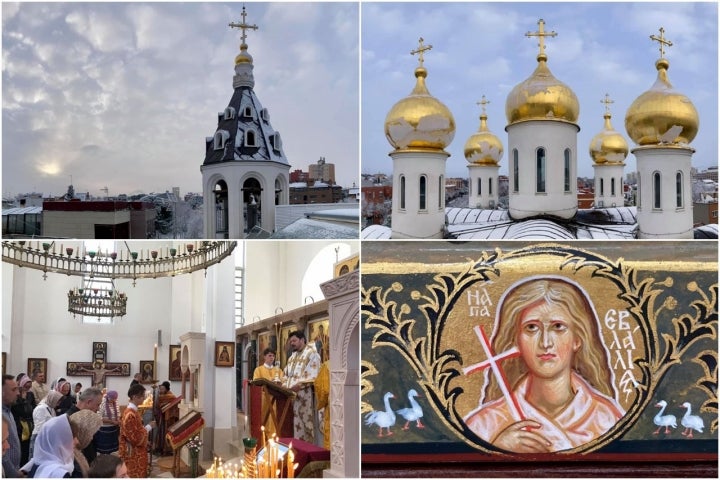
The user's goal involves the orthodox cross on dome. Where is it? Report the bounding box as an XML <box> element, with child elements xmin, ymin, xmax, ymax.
<box><xmin>601</xmin><ymin>93</ymin><xmax>614</xmax><ymax>115</ymax></box>
<box><xmin>229</xmin><ymin>5</ymin><xmax>259</xmax><ymax>46</ymax></box>
<box><xmin>477</xmin><ymin>95</ymin><xmax>490</xmax><ymax>116</ymax></box>
<box><xmin>650</xmin><ymin>27</ymin><xmax>673</xmax><ymax>58</ymax></box>
<box><xmin>462</xmin><ymin>325</ymin><xmax>526</xmax><ymax>423</ymax></box>
<box><xmin>410</xmin><ymin>37</ymin><xmax>432</xmax><ymax>67</ymax></box>
<box><xmin>525</xmin><ymin>18</ymin><xmax>557</xmax><ymax>56</ymax></box>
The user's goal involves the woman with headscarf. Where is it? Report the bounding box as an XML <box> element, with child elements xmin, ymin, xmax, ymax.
<box><xmin>94</xmin><ymin>391</ymin><xmax>120</xmax><ymax>454</ymax></box>
<box><xmin>30</xmin><ymin>390</ymin><xmax>63</xmax><ymax>459</ymax></box>
<box><xmin>55</xmin><ymin>381</ymin><xmax>76</xmax><ymax>416</ymax></box>
<box><xmin>68</xmin><ymin>411</ymin><xmax>102</xmax><ymax>477</ymax></box>
<box><xmin>11</xmin><ymin>374</ymin><xmax>36</xmax><ymax>465</ymax></box>
<box><xmin>20</xmin><ymin>414</ymin><xmax>78</xmax><ymax>478</ymax></box>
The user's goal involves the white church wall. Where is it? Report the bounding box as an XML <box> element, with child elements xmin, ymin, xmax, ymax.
<box><xmin>1</xmin><ymin>259</ymin><xmax>178</xmax><ymax>399</ymax></box>
<box><xmin>243</xmin><ymin>240</ymin><xmax>358</xmax><ymax>324</ymax></box>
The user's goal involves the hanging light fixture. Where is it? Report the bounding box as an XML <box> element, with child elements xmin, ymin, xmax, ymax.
<box><xmin>2</xmin><ymin>240</ymin><xmax>237</xmax><ymax>321</ymax></box>
<box><xmin>67</xmin><ymin>278</ymin><xmax>128</xmax><ymax>320</ymax></box>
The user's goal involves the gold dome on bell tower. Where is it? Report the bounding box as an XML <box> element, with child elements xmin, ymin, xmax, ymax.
<box><xmin>505</xmin><ymin>19</ymin><xmax>579</xmax><ymax>126</ymax></box>
<box><xmin>465</xmin><ymin>96</ymin><xmax>503</xmax><ymax>165</ymax></box>
<box><xmin>590</xmin><ymin>94</ymin><xmax>628</xmax><ymax>164</ymax></box>
<box><xmin>625</xmin><ymin>27</ymin><xmax>699</xmax><ymax>146</ymax></box>
<box><xmin>385</xmin><ymin>38</ymin><xmax>456</xmax><ymax>152</ymax></box>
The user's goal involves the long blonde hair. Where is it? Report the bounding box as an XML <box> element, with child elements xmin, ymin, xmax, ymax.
<box><xmin>481</xmin><ymin>277</ymin><xmax>616</xmax><ymax>404</ymax></box>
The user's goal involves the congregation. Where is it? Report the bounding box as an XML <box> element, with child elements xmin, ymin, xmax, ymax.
<box><xmin>2</xmin><ymin>371</ymin><xmax>177</xmax><ymax>478</ymax></box>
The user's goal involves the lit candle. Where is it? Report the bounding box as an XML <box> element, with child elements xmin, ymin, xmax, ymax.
<box><xmin>153</xmin><ymin>344</ymin><xmax>158</xmax><ymax>380</ymax></box>
<box><xmin>287</xmin><ymin>445</ymin><xmax>294</xmax><ymax>478</ymax></box>
<box><xmin>261</xmin><ymin>426</ymin><xmax>266</xmax><ymax>450</ymax></box>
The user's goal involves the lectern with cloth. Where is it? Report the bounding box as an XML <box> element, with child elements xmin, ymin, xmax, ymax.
<box><xmin>166</xmin><ymin>411</ymin><xmax>204</xmax><ymax>477</ymax></box>
<box><xmin>250</xmin><ymin>378</ymin><xmax>295</xmax><ymax>439</ymax></box>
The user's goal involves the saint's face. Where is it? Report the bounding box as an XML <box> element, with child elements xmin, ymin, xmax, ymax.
<box><xmin>517</xmin><ymin>300</ymin><xmax>581</xmax><ymax>380</ymax></box>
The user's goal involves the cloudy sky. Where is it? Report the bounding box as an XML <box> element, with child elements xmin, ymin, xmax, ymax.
<box><xmin>2</xmin><ymin>2</ymin><xmax>359</xmax><ymax>199</ymax></box>
<box><xmin>362</xmin><ymin>2</ymin><xmax>718</xmax><ymax>180</ymax></box>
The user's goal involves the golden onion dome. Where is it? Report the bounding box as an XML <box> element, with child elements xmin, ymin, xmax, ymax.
<box><xmin>465</xmin><ymin>113</ymin><xmax>503</xmax><ymax>165</ymax></box>
<box><xmin>235</xmin><ymin>43</ymin><xmax>253</xmax><ymax>65</ymax></box>
<box><xmin>385</xmin><ymin>65</ymin><xmax>455</xmax><ymax>152</ymax></box>
<box><xmin>590</xmin><ymin>112</ymin><xmax>628</xmax><ymax>164</ymax></box>
<box><xmin>505</xmin><ymin>53</ymin><xmax>579</xmax><ymax>125</ymax></box>
<box><xmin>624</xmin><ymin>58</ymin><xmax>699</xmax><ymax>145</ymax></box>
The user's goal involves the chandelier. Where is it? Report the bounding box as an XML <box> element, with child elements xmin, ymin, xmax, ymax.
<box><xmin>68</xmin><ymin>279</ymin><xmax>128</xmax><ymax>320</ymax></box>
<box><xmin>2</xmin><ymin>240</ymin><xmax>237</xmax><ymax>320</ymax></box>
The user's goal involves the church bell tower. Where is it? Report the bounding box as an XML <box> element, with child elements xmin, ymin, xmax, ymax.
<box><xmin>201</xmin><ymin>7</ymin><xmax>291</xmax><ymax>238</ymax></box>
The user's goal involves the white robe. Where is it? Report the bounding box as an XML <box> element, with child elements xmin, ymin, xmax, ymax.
<box><xmin>464</xmin><ymin>372</ymin><xmax>625</xmax><ymax>451</ymax></box>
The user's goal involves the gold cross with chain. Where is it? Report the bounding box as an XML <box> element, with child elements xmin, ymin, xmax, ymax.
<box><xmin>410</xmin><ymin>37</ymin><xmax>432</xmax><ymax>67</ymax></box>
<box><xmin>601</xmin><ymin>93</ymin><xmax>614</xmax><ymax>115</ymax></box>
<box><xmin>650</xmin><ymin>27</ymin><xmax>673</xmax><ymax>58</ymax></box>
<box><xmin>525</xmin><ymin>18</ymin><xmax>557</xmax><ymax>56</ymax></box>
<box><xmin>229</xmin><ymin>5</ymin><xmax>258</xmax><ymax>45</ymax></box>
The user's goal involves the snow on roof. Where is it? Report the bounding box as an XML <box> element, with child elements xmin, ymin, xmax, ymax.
<box><xmin>306</xmin><ymin>208</ymin><xmax>359</xmax><ymax>223</ymax></box>
<box><xmin>271</xmin><ymin>218</ymin><xmax>359</xmax><ymax>239</ymax></box>
<box><xmin>694</xmin><ymin>224</ymin><xmax>719</xmax><ymax>239</ymax></box>
<box><xmin>361</xmin><ymin>224</ymin><xmax>392</xmax><ymax>239</ymax></box>
<box><xmin>2</xmin><ymin>206</ymin><xmax>43</xmax><ymax>215</ymax></box>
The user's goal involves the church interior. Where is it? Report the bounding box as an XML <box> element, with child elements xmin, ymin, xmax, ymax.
<box><xmin>2</xmin><ymin>239</ymin><xmax>359</xmax><ymax>478</ymax></box>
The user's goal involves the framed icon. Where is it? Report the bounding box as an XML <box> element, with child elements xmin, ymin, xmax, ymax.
<box><xmin>215</xmin><ymin>341</ymin><xmax>235</xmax><ymax>367</ymax></box>
<box><xmin>27</xmin><ymin>358</ymin><xmax>48</xmax><ymax>379</ymax></box>
<box><xmin>139</xmin><ymin>360</ymin><xmax>155</xmax><ymax>384</ymax></box>
<box><xmin>168</xmin><ymin>345</ymin><xmax>182</xmax><ymax>381</ymax></box>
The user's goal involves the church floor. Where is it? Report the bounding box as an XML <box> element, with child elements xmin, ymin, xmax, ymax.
<box><xmin>147</xmin><ymin>452</ymin><xmax>213</xmax><ymax>478</ymax></box>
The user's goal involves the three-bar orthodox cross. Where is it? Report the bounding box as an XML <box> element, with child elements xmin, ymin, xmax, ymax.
<box><xmin>411</xmin><ymin>37</ymin><xmax>432</xmax><ymax>67</ymax></box>
<box><xmin>477</xmin><ymin>95</ymin><xmax>491</xmax><ymax>116</ymax></box>
<box><xmin>229</xmin><ymin>5</ymin><xmax>259</xmax><ymax>45</ymax></box>
<box><xmin>525</xmin><ymin>18</ymin><xmax>557</xmax><ymax>56</ymax></box>
<box><xmin>650</xmin><ymin>27</ymin><xmax>672</xmax><ymax>58</ymax></box>
<box><xmin>601</xmin><ymin>93</ymin><xmax>615</xmax><ymax>115</ymax></box>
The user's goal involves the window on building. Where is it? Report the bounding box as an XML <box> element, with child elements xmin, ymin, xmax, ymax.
<box><xmin>653</xmin><ymin>171</ymin><xmax>661</xmax><ymax>209</ymax></box>
<box><xmin>564</xmin><ymin>149</ymin><xmax>571</xmax><ymax>192</ymax></box>
<box><xmin>488</xmin><ymin>177</ymin><xmax>493</xmax><ymax>196</ymax></box>
<box><xmin>400</xmin><ymin>175</ymin><xmax>406</xmax><ymax>210</ymax></box>
<box><xmin>611</xmin><ymin>177</ymin><xmax>616</xmax><ymax>196</ymax></box>
<box><xmin>235</xmin><ymin>266</ymin><xmax>244</xmax><ymax>329</ymax></box>
<box><xmin>676</xmin><ymin>171</ymin><xmax>683</xmax><ymax>208</ymax></box>
<box><xmin>270</xmin><ymin>133</ymin><xmax>282</xmax><ymax>152</ymax></box>
<box><xmin>81</xmin><ymin>240</ymin><xmax>116</xmax><ymax>325</ymax></box>
<box><xmin>261</xmin><ymin>108</ymin><xmax>269</xmax><ymax>122</ymax></box>
<box><xmin>214</xmin><ymin>130</ymin><xmax>229</xmax><ymax>151</ymax></box>
<box><xmin>243</xmin><ymin>106</ymin><xmax>253</xmax><ymax>118</ymax></box>
<box><xmin>513</xmin><ymin>149</ymin><xmax>519</xmax><ymax>192</ymax></box>
<box><xmin>536</xmin><ymin>148</ymin><xmax>546</xmax><ymax>193</ymax></box>
<box><xmin>245</xmin><ymin>130</ymin><xmax>257</xmax><ymax>147</ymax></box>
<box><xmin>477</xmin><ymin>177</ymin><xmax>482</xmax><ymax>196</ymax></box>
<box><xmin>438</xmin><ymin>175</ymin><xmax>443</xmax><ymax>209</ymax></box>
<box><xmin>638</xmin><ymin>173</ymin><xmax>642</xmax><ymax>209</ymax></box>
<box><xmin>600</xmin><ymin>178</ymin><xmax>604</xmax><ymax>196</ymax></box>
<box><xmin>224</xmin><ymin>107</ymin><xmax>236</xmax><ymax>120</ymax></box>
<box><xmin>419</xmin><ymin>175</ymin><xmax>427</xmax><ymax>210</ymax></box>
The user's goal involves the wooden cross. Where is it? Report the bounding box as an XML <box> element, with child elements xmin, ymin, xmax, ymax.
<box><xmin>477</xmin><ymin>95</ymin><xmax>490</xmax><ymax>116</ymax></box>
<box><xmin>229</xmin><ymin>5</ymin><xmax>259</xmax><ymax>45</ymax></box>
<box><xmin>66</xmin><ymin>341</ymin><xmax>130</xmax><ymax>389</ymax></box>
<box><xmin>525</xmin><ymin>18</ymin><xmax>557</xmax><ymax>56</ymax></box>
<box><xmin>462</xmin><ymin>325</ymin><xmax>526</xmax><ymax>422</ymax></box>
<box><xmin>601</xmin><ymin>93</ymin><xmax>614</xmax><ymax>115</ymax></box>
<box><xmin>410</xmin><ymin>37</ymin><xmax>432</xmax><ymax>67</ymax></box>
<box><xmin>650</xmin><ymin>27</ymin><xmax>672</xmax><ymax>58</ymax></box>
